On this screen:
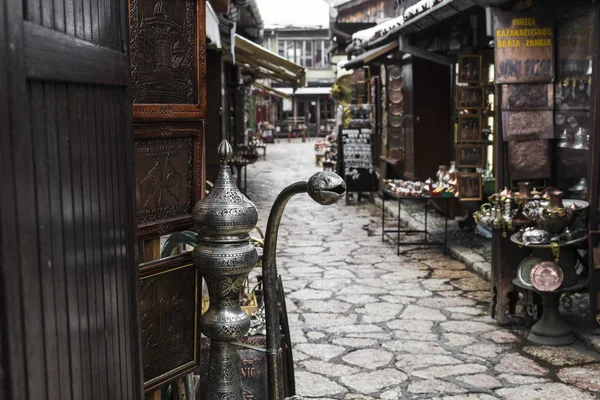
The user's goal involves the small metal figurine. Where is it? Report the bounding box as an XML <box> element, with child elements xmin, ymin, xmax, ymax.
<box><xmin>194</xmin><ymin>140</ymin><xmax>346</xmax><ymax>400</ymax></box>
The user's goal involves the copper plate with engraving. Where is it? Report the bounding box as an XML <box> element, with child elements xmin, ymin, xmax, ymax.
<box><xmin>135</xmin><ymin>122</ymin><xmax>205</xmax><ymax>238</ymax></box>
<box><xmin>130</xmin><ymin>0</ymin><xmax>206</xmax><ymax>119</ymax></box>
<box><xmin>389</xmin><ymin>78</ymin><xmax>402</xmax><ymax>92</ymax></box>
<box><xmin>389</xmin><ymin>90</ymin><xmax>403</xmax><ymax>103</ymax></box>
<box><xmin>390</xmin><ymin>103</ymin><xmax>403</xmax><ymax>116</ymax></box>
<box><xmin>517</xmin><ymin>257</ymin><xmax>542</xmax><ymax>288</ymax></box>
<box><xmin>531</xmin><ymin>261</ymin><xmax>564</xmax><ymax>292</ymax></box>
<box><xmin>140</xmin><ymin>252</ymin><xmax>200</xmax><ymax>391</ymax></box>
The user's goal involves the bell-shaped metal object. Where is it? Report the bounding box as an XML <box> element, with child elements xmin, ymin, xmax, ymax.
<box><xmin>193</xmin><ymin>140</ymin><xmax>258</xmax><ymax>400</ymax></box>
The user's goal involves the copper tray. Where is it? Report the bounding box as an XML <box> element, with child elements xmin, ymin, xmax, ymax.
<box><xmin>390</xmin><ymin>103</ymin><xmax>403</xmax><ymax>116</ymax></box>
<box><xmin>530</xmin><ymin>261</ymin><xmax>564</xmax><ymax>292</ymax></box>
<box><xmin>389</xmin><ymin>90</ymin><xmax>403</xmax><ymax>103</ymax></box>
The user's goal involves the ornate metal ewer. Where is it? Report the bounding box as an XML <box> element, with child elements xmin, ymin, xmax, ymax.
<box><xmin>194</xmin><ymin>140</ymin><xmax>346</xmax><ymax>400</ymax></box>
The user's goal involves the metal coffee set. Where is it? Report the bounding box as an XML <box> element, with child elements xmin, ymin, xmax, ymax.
<box><xmin>477</xmin><ymin>183</ymin><xmax>591</xmax><ymax>346</ymax></box>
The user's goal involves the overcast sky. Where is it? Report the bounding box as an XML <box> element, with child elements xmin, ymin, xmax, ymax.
<box><xmin>256</xmin><ymin>0</ymin><xmax>331</xmax><ymax>29</ymax></box>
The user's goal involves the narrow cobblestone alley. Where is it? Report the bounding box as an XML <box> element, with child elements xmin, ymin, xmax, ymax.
<box><xmin>245</xmin><ymin>140</ymin><xmax>600</xmax><ymax>400</ymax></box>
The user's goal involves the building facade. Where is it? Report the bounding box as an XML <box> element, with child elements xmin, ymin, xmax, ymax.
<box><xmin>262</xmin><ymin>27</ymin><xmax>337</xmax><ymax>136</ymax></box>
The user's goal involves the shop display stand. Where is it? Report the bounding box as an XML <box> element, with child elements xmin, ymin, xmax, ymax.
<box><xmin>510</xmin><ymin>233</ymin><xmax>588</xmax><ymax>345</ymax></box>
<box><xmin>382</xmin><ymin>190</ymin><xmax>452</xmax><ymax>255</ymax></box>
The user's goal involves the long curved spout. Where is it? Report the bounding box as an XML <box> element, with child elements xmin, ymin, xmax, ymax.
<box><xmin>262</xmin><ymin>171</ymin><xmax>346</xmax><ymax>400</ymax></box>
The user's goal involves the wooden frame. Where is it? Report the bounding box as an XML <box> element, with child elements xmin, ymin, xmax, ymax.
<box><xmin>456</xmin><ymin>144</ymin><xmax>486</xmax><ymax>168</ymax></box>
<box><xmin>129</xmin><ymin>0</ymin><xmax>206</xmax><ymax>120</ymax></box>
<box><xmin>134</xmin><ymin>122</ymin><xmax>205</xmax><ymax>238</ymax></box>
<box><xmin>456</xmin><ymin>86</ymin><xmax>485</xmax><ymax>110</ymax></box>
<box><xmin>458</xmin><ymin>173</ymin><xmax>483</xmax><ymax>201</ymax></box>
<box><xmin>457</xmin><ymin>114</ymin><xmax>482</xmax><ymax>143</ymax></box>
<box><xmin>140</xmin><ymin>252</ymin><xmax>200</xmax><ymax>392</ymax></box>
<box><xmin>458</xmin><ymin>54</ymin><xmax>482</xmax><ymax>83</ymax></box>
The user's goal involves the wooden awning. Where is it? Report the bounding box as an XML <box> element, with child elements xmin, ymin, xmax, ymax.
<box><xmin>252</xmin><ymin>81</ymin><xmax>292</xmax><ymax>99</ymax></box>
<box><xmin>344</xmin><ymin>41</ymin><xmax>398</xmax><ymax>70</ymax></box>
<box><xmin>234</xmin><ymin>34</ymin><xmax>306</xmax><ymax>89</ymax></box>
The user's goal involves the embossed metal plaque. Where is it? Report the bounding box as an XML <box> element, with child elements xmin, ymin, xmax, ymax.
<box><xmin>135</xmin><ymin>122</ymin><xmax>204</xmax><ymax>238</ymax></box>
<box><xmin>501</xmin><ymin>111</ymin><xmax>554</xmax><ymax>141</ymax></box>
<box><xmin>130</xmin><ymin>0</ymin><xmax>206</xmax><ymax>119</ymax></box>
<box><xmin>140</xmin><ymin>252</ymin><xmax>200</xmax><ymax>391</ymax></box>
<box><xmin>501</xmin><ymin>84</ymin><xmax>553</xmax><ymax>111</ymax></box>
<box><xmin>508</xmin><ymin>140</ymin><xmax>550</xmax><ymax>179</ymax></box>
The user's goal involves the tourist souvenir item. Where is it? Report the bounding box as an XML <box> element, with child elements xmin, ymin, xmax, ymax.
<box><xmin>531</xmin><ymin>261</ymin><xmax>564</xmax><ymax>292</ymax></box>
<box><xmin>517</xmin><ymin>257</ymin><xmax>543</xmax><ymax>288</ymax></box>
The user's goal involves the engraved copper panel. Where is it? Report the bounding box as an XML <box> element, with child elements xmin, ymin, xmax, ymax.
<box><xmin>508</xmin><ymin>140</ymin><xmax>550</xmax><ymax>179</ymax></box>
<box><xmin>501</xmin><ymin>111</ymin><xmax>554</xmax><ymax>141</ymax></box>
<box><xmin>130</xmin><ymin>0</ymin><xmax>206</xmax><ymax>119</ymax></box>
<box><xmin>140</xmin><ymin>252</ymin><xmax>200</xmax><ymax>391</ymax></box>
<box><xmin>501</xmin><ymin>84</ymin><xmax>553</xmax><ymax>110</ymax></box>
<box><xmin>135</xmin><ymin>122</ymin><xmax>205</xmax><ymax>238</ymax></box>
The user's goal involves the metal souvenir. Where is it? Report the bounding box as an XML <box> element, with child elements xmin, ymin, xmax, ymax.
<box><xmin>517</xmin><ymin>257</ymin><xmax>542</xmax><ymax>288</ymax></box>
<box><xmin>380</xmin><ymin>65</ymin><xmax>387</xmax><ymax>85</ymax></box>
<box><xmin>389</xmin><ymin>90</ymin><xmax>403</xmax><ymax>103</ymax></box>
<box><xmin>194</xmin><ymin>140</ymin><xmax>259</xmax><ymax>400</ymax></box>
<box><xmin>521</xmin><ymin>227</ymin><xmax>550</xmax><ymax>245</ymax></box>
<box><xmin>194</xmin><ymin>140</ymin><xmax>346</xmax><ymax>400</ymax></box>
<box><xmin>531</xmin><ymin>261</ymin><xmax>564</xmax><ymax>292</ymax></box>
<box><xmin>389</xmin><ymin>79</ymin><xmax>402</xmax><ymax>92</ymax></box>
<box><xmin>390</xmin><ymin>102</ymin><xmax>403</xmax><ymax>116</ymax></box>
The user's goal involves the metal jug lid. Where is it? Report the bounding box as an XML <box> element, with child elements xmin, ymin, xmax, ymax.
<box><xmin>192</xmin><ymin>140</ymin><xmax>258</xmax><ymax>237</ymax></box>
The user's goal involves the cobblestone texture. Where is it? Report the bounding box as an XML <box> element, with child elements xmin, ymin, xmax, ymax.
<box><xmin>244</xmin><ymin>140</ymin><xmax>600</xmax><ymax>399</ymax></box>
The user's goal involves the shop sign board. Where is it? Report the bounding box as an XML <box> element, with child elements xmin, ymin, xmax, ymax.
<box><xmin>341</xmin><ymin>127</ymin><xmax>375</xmax><ymax>193</ymax></box>
<box><xmin>494</xmin><ymin>11</ymin><xmax>554</xmax><ymax>83</ymax></box>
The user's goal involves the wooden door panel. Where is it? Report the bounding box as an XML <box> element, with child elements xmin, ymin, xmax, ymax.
<box><xmin>0</xmin><ymin>1</ymin><xmax>142</xmax><ymax>399</ymax></box>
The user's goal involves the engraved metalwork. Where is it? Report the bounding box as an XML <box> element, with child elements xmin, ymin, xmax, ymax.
<box><xmin>131</xmin><ymin>0</ymin><xmax>197</xmax><ymax>104</ymax></box>
<box><xmin>194</xmin><ymin>140</ymin><xmax>258</xmax><ymax>400</ymax></box>
<box><xmin>135</xmin><ymin>122</ymin><xmax>205</xmax><ymax>238</ymax></box>
<box><xmin>194</xmin><ymin>140</ymin><xmax>346</xmax><ymax>400</ymax></box>
<box><xmin>531</xmin><ymin>261</ymin><xmax>564</xmax><ymax>292</ymax></box>
<box><xmin>139</xmin><ymin>253</ymin><xmax>200</xmax><ymax>391</ymax></box>
<box><xmin>130</xmin><ymin>0</ymin><xmax>206</xmax><ymax>119</ymax></box>
<box><xmin>262</xmin><ymin>171</ymin><xmax>345</xmax><ymax>400</ymax></box>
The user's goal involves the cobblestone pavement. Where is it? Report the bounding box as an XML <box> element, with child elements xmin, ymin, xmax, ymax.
<box><xmin>245</xmin><ymin>140</ymin><xmax>600</xmax><ymax>400</ymax></box>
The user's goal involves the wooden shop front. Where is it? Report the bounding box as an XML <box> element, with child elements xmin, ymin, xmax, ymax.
<box><xmin>490</xmin><ymin>0</ymin><xmax>600</xmax><ymax>339</ymax></box>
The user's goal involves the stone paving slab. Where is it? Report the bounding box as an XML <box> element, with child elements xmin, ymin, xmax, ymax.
<box><xmin>244</xmin><ymin>140</ymin><xmax>600</xmax><ymax>399</ymax></box>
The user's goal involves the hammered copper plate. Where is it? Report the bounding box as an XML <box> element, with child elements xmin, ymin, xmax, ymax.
<box><xmin>390</xmin><ymin>79</ymin><xmax>403</xmax><ymax>91</ymax></box>
<box><xmin>517</xmin><ymin>257</ymin><xmax>542</xmax><ymax>288</ymax></box>
<box><xmin>389</xmin><ymin>90</ymin><xmax>403</xmax><ymax>103</ymax></box>
<box><xmin>530</xmin><ymin>261</ymin><xmax>564</xmax><ymax>292</ymax></box>
<box><xmin>390</xmin><ymin>103</ymin><xmax>403</xmax><ymax>116</ymax></box>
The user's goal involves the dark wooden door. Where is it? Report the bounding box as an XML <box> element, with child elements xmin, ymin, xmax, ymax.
<box><xmin>0</xmin><ymin>1</ymin><xmax>142</xmax><ymax>399</ymax></box>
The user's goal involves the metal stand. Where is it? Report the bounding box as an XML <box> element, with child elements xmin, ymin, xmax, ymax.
<box><xmin>382</xmin><ymin>192</ymin><xmax>451</xmax><ymax>255</ymax></box>
<box><xmin>513</xmin><ymin>278</ymin><xmax>587</xmax><ymax>345</ymax></box>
